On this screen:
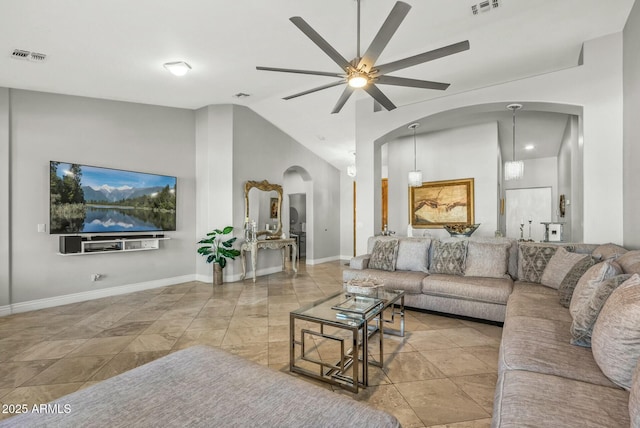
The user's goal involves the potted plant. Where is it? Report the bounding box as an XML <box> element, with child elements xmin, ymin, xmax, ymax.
<box><xmin>197</xmin><ymin>226</ymin><xmax>241</xmax><ymax>285</ymax></box>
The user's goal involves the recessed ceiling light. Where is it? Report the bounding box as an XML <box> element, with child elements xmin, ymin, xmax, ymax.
<box><xmin>524</xmin><ymin>144</ymin><xmax>535</xmax><ymax>151</ymax></box>
<box><xmin>163</xmin><ymin>61</ymin><xmax>191</xmax><ymax>76</ymax></box>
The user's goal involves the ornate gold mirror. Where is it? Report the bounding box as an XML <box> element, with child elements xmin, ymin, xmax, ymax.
<box><xmin>244</xmin><ymin>180</ymin><xmax>283</xmax><ymax>240</ymax></box>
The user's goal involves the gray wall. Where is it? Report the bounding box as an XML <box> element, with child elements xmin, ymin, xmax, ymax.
<box><xmin>7</xmin><ymin>90</ymin><xmax>196</xmax><ymax>303</ymax></box>
<box><xmin>624</xmin><ymin>1</ymin><xmax>640</xmax><ymax>249</ymax></box>
<box><xmin>386</xmin><ymin>122</ymin><xmax>499</xmax><ymax>239</ymax></box>
<box><xmin>232</xmin><ymin>105</ymin><xmax>340</xmax><ymax>265</ymax></box>
<box><xmin>0</xmin><ymin>89</ymin><xmax>9</xmax><ymax>308</ymax></box>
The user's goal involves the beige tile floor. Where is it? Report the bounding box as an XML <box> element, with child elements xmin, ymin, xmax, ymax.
<box><xmin>0</xmin><ymin>261</ymin><xmax>502</xmax><ymax>427</ymax></box>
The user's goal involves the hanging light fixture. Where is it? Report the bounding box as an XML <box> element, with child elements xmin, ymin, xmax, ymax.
<box><xmin>407</xmin><ymin>123</ymin><xmax>422</xmax><ymax>187</ymax></box>
<box><xmin>504</xmin><ymin>103</ymin><xmax>524</xmax><ymax>181</ymax></box>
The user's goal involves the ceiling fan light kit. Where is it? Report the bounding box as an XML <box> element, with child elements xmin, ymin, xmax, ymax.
<box><xmin>257</xmin><ymin>1</ymin><xmax>470</xmax><ymax>114</ymax></box>
<box><xmin>504</xmin><ymin>103</ymin><xmax>524</xmax><ymax>181</ymax></box>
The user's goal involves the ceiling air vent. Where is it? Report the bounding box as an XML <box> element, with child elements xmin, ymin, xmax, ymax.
<box><xmin>471</xmin><ymin>0</ymin><xmax>499</xmax><ymax>15</ymax></box>
<box><xmin>11</xmin><ymin>49</ymin><xmax>30</xmax><ymax>60</ymax></box>
<box><xmin>29</xmin><ymin>52</ymin><xmax>47</xmax><ymax>62</ymax></box>
<box><xmin>10</xmin><ymin>49</ymin><xmax>47</xmax><ymax>62</ymax></box>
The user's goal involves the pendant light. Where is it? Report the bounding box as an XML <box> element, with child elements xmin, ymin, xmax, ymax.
<box><xmin>504</xmin><ymin>103</ymin><xmax>524</xmax><ymax>181</ymax></box>
<box><xmin>408</xmin><ymin>123</ymin><xmax>422</xmax><ymax>187</ymax></box>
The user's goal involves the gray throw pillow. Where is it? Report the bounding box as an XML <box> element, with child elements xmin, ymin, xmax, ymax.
<box><xmin>569</xmin><ymin>260</ymin><xmax>623</xmax><ymax>316</ymax></box>
<box><xmin>395</xmin><ymin>238</ymin><xmax>430</xmax><ymax>272</ymax></box>
<box><xmin>591</xmin><ymin>274</ymin><xmax>640</xmax><ymax>390</ymax></box>
<box><xmin>517</xmin><ymin>243</ymin><xmax>567</xmax><ymax>284</ymax></box>
<box><xmin>592</xmin><ymin>243</ymin><xmax>628</xmax><ymax>261</ymax></box>
<box><xmin>464</xmin><ymin>241</ymin><xmax>511</xmax><ymax>279</ymax></box>
<box><xmin>430</xmin><ymin>240</ymin><xmax>468</xmax><ymax>276</ymax></box>
<box><xmin>541</xmin><ymin>247</ymin><xmax>590</xmax><ymax>290</ymax></box>
<box><xmin>570</xmin><ymin>274</ymin><xmax>631</xmax><ymax>347</ymax></box>
<box><xmin>557</xmin><ymin>256</ymin><xmax>597</xmax><ymax>308</ymax></box>
<box><xmin>368</xmin><ymin>239</ymin><xmax>399</xmax><ymax>272</ymax></box>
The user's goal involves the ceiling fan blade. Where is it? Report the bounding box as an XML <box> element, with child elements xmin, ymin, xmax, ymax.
<box><xmin>375</xmin><ymin>75</ymin><xmax>450</xmax><ymax>90</ymax></box>
<box><xmin>357</xmin><ymin>1</ymin><xmax>411</xmax><ymax>72</ymax></box>
<box><xmin>256</xmin><ymin>66</ymin><xmax>344</xmax><ymax>78</ymax></box>
<box><xmin>290</xmin><ymin>16</ymin><xmax>351</xmax><ymax>70</ymax></box>
<box><xmin>331</xmin><ymin>86</ymin><xmax>355</xmax><ymax>114</ymax></box>
<box><xmin>282</xmin><ymin>81</ymin><xmax>345</xmax><ymax>100</ymax></box>
<box><xmin>374</xmin><ymin>40</ymin><xmax>470</xmax><ymax>75</ymax></box>
<box><xmin>363</xmin><ymin>84</ymin><xmax>396</xmax><ymax>111</ymax></box>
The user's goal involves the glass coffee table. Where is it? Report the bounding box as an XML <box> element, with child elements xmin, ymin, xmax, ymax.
<box><xmin>289</xmin><ymin>289</ymin><xmax>404</xmax><ymax>393</ymax></box>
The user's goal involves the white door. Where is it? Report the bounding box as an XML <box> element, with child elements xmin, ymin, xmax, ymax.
<box><xmin>505</xmin><ymin>187</ymin><xmax>552</xmax><ymax>242</ymax></box>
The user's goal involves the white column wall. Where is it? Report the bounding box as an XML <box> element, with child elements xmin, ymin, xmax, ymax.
<box><xmin>355</xmin><ymin>33</ymin><xmax>624</xmax><ymax>252</ymax></box>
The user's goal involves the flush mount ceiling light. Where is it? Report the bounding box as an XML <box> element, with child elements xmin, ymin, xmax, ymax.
<box><xmin>524</xmin><ymin>144</ymin><xmax>535</xmax><ymax>151</ymax></box>
<box><xmin>347</xmin><ymin>72</ymin><xmax>369</xmax><ymax>88</ymax></box>
<box><xmin>504</xmin><ymin>103</ymin><xmax>524</xmax><ymax>181</ymax></box>
<box><xmin>163</xmin><ymin>61</ymin><xmax>191</xmax><ymax>76</ymax></box>
<box><xmin>408</xmin><ymin>123</ymin><xmax>422</xmax><ymax>187</ymax></box>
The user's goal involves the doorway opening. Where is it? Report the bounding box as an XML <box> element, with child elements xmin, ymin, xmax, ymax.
<box><xmin>289</xmin><ymin>193</ymin><xmax>307</xmax><ymax>260</ymax></box>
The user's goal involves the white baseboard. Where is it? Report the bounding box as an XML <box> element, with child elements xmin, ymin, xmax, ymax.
<box><xmin>0</xmin><ymin>305</ymin><xmax>11</xmax><ymax>317</ymax></box>
<box><xmin>306</xmin><ymin>255</ymin><xmax>341</xmax><ymax>265</ymax></box>
<box><xmin>339</xmin><ymin>255</ymin><xmax>353</xmax><ymax>262</ymax></box>
<box><xmin>196</xmin><ymin>265</ymin><xmax>283</xmax><ymax>284</ymax></box>
<box><xmin>5</xmin><ymin>275</ymin><xmax>196</xmax><ymax>316</ymax></box>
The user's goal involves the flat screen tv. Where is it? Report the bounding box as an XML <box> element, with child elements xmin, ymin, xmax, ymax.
<box><xmin>50</xmin><ymin>161</ymin><xmax>177</xmax><ymax>235</ymax></box>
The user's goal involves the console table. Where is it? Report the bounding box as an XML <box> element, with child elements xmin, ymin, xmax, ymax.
<box><xmin>240</xmin><ymin>238</ymin><xmax>297</xmax><ymax>283</ymax></box>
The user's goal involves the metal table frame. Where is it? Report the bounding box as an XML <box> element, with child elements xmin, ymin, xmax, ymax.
<box><xmin>289</xmin><ymin>290</ymin><xmax>405</xmax><ymax>393</ymax></box>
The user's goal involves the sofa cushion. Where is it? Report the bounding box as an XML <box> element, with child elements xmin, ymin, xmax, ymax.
<box><xmin>506</xmin><ymin>292</ymin><xmax>572</xmax><ymax>323</ymax></box>
<box><xmin>430</xmin><ymin>240</ymin><xmax>467</xmax><ymax>275</ymax></box>
<box><xmin>540</xmin><ymin>247</ymin><xmax>589</xmax><ymax>290</ymax></box>
<box><xmin>592</xmin><ymin>274</ymin><xmax>640</xmax><ymax>390</ymax></box>
<box><xmin>492</xmin><ymin>370</ymin><xmax>629</xmax><ymax>428</ymax></box>
<box><xmin>570</xmin><ymin>273</ymin><xmax>632</xmax><ymax>348</ymax></box>
<box><xmin>592</xmin><ymin>243</ymin><xmax>628</xmax><ymax>261</ymax></box>
<box><xmin>395</xmin><ymin>238</ymin><xmax>430</xmax><ymax>272</ymax></box>
<box><xmin>342</xmin><ymin>268</ymin><xmax>427</xmax><ymax>294</ymax></box>
<box><xmin>569</xmin><ymin>260</ymin><xmax>623</xmax><ymax>316</ymax></box>
<box><xmin>517</xmin><ymin>243</ymin><xmax>564</xmax><ymax>283</ymax></box>
<box><xmin>499</xmin><ymin>315</ymin><xmax>616</xmax><ymax>387</ymax></box>
<box><xmin>422</xmin><ymin>274</ymin><xmax>513</xmax><ymax>305</ymax></box>
<box><xmin>616</xmin><ymin>250</ymin><xmax>640</xmax><ymax>275</ymax></box>
<box><xmin>557</xmin><ymin>255</ymin><xmax>597</xmax><ymax>308</ymax></box>
<box><xmin>368</xmin><ymin>239</ymin><xmax>399</xmax><ymax>272</ymax></box>
<box><xmin>512</xmin><ymin>281</ymin><xmax>558</xmax><ymax>296</ymax></box>
<box><xmin>463</xmin><ymin>241</ymin><xmax>511</xmax><ymax>279</ymax></box>
<box><xmin>629</xmin><ymin>356</ymin><xmax>640</xmax><ymax>427</ymax></box>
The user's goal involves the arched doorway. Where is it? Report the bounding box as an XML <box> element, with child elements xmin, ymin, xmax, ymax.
<box><xmin>283</xmin><ymin>166</ymin><xmax>313</xmax><ymax>262</ymax></box>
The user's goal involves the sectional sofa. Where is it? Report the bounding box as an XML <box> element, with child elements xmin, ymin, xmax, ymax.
<box><xmin>344</xmin><ymin>235</ymin><xmax>640</xmax><ymax>427</ymax></box>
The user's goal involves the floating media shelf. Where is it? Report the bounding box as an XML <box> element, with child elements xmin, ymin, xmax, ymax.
<box><xmin>58</xmin><ymin>236</ymin><xmax>170</xmax><ymax>256</ymax></box>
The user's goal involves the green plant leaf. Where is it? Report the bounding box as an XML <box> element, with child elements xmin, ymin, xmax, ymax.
<box><xmin>213</xmin><ymin>229</ymin><xmax>223</xmax><ymax>234</ymax></box>
<box><xmin>219</xmin><ymin>258</ymin><xmax>226</xmax><ymax>268</ymax></box>
<box><xmin>222</xmin><ymin>226</ymin><xmax>234</xmax><ymax>234</ymax></box>
<box><xmin>206</xmin><ymin>255</ymin><xmax>214</xmax><ymax>264</ymax></box>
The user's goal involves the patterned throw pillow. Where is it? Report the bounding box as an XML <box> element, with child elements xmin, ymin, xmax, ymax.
<box><xmin>557</xmin><ymin>256</ymin><xmax>597</xmax><ymax>308</ymax></box>
<box><xmin>570</xmin><ymin>274</ymin><xmax>632</xmax><ymax>347</ymax></box>
<box><xmin>592</xmin><ymin>274</ymin><xmax>640</xmax><ymax>390</ymax></box>
<box><xmin>430</xmin><ymin>240</ymin><xmax>468</xmax><ymax>276</ymax></box>
<box><xmin>368</xmin><ymin>239</ymin><xmax>399</xmax><ymax>272</ymax></box>
<box><xmin>517</xmin><ymin>243</ymin><xmax>566</xmax><ymax>284</ymax></box>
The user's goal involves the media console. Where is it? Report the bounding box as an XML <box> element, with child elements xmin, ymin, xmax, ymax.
<box><xmin>58</xmin><ymin>235</ymin><xmax>170</xmax><ymax>256</ymax></box>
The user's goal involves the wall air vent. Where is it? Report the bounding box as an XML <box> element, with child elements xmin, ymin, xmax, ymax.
<box><xmin>471</xmin><ymin>0</ymin><xmax>499</xmax><ymax>15</ymax></box>
<box><xmin>10</xmin><ymin>49</ymin><xmax>47</xmax><ymax>62</ymax></box>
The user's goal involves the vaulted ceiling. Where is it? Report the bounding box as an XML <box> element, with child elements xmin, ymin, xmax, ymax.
<box><xmin>0</xmin><ymin>0</ymin><xmax>634</xmax><ymax>169</ymax></box>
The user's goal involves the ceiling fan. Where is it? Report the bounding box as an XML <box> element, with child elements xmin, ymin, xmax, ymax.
<box><xmin>256</xmin><ymin>0</ymin><xmax>470</xmax><ymax>114</ymax></box>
